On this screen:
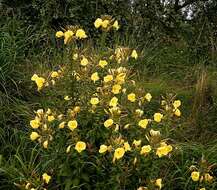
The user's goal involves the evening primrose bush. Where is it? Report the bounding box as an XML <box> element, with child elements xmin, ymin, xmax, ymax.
<box><xmin>12</xmin><ymin>17</ymin><xmax>216</xmax><ymax>190</ymax></box>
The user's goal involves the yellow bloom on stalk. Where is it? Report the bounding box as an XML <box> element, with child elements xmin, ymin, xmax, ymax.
<box><xmin>91</xmin><ymin>72</ymin><xmax>100</xmax><ymax>82</ymax></box>
<box><xmin>173</xmin><ymin>100</ymin><xmax>181</xmax><ymax>109</ymax></box>
<box><xmin>191</xmin><ymin>171</ymin><xmax>200</xmax><ymax>182</ymax></box>
<box><xmin>42</xmin><ymin>173</ymin><xmax>51</xmax><ymax>184</ymax></box>
<box><xmin>128</xmin><ymin>93</ymin><xmax>136</xmax><ymax>102</ymax></box>
<box><xmin>154</xmin><ymin>113</ymin><xmax>163</xmax><ymax>123</ymax></box>
<box><xmin>51</xmin><ymin>71</ymin><xmax>59</xmax><ymax>78</ymax></box>
<box><xmin>30</xmin><ymin>119</ymin><xmax>40</xmax><ymax>129</ymax></box>
<box><xmin>156</xmin><ymin>143</ymin><xmax>172</xmax><ymax>157</ymax></box>
<box><xmin>140</xmin><ymin>145</ymin><xmax>152</xmax><ymax>155</ymax></box>
<box><xmin>174</xmin><ymin>108</ymin><xmax>181</xmax><ymax>117</ymax></box>
<box><xmin>112</xmin><ymin>84</ymin><xmax>121</xmax><ymax>94</ymax></box>
<box><xmin>66</xmin><ymin>145</ymin><xmax>71</xmax><ymax>153</ymax></box>
<box><xmin>104</xmin><ymin>119</ymin><xmax>113</xmax><ymax>128</ymax></box>
<box><xmin>99</xmin><ymin>144</ymin><xmax>108</xmax><ymax>153</ymax></box>
<box><xmin>109</xmin><ymin>97</ymin><xmax>118</xmax><ymax>107</ymax></box>
<box><xmin>94</xmin><ymin>18</ymin><xmax>103</xmax><ymax>28</ymax></box>
<box><xmin>47</xmin><ymin>115</ymin><xmax>55</xmax><ymax>122</ymax></box>
<box><xmin>113</xmin><ymin>147</ymin><xmax>125</xmax><ymax>161</ymax></box>
<box><xmin>64</xmin><ymin>30</ymin><xmax>74</xmax><ymax>44</ymax></box>
<box><xmin>115</xmin><ymin>73</ymin><xmax>126</xmax><ymax>84</ymax></box>
<box><xmin>55</xmin><ymin>31</ymin><xmax>64</xmax><ymax>38</ymax></box>
<box><xmin>98</xmin><ymin>60</ymin><xmax>108</xmax><ymax>68</ymax></box>
<box><xmin>75</xmin><ymin>29</ymin><xmax>87</xmax><ymax>39</ymax></box>
<box><xmin>64</xmin><ymin>96</ymin><xmax>71</xmax><ymax>101</ymax></box>
<box><xmin>31</xmin><ymin>74</ymin><xmax>46</xmax><ymax>91</ymax></box>
<box><xmin>43</xmin><ymin>140</ymin><xmax>48</xmax><ymax>149</ymax></box>
<box><xmin>155</xmin><ymin>178</ymin><xmax>162</xmax><ymax>189</ymax></box>
<box><xmin>59</xmin><ymin>121</ymin><xmax>65</xmax><ymax>129</ymax></box>
<box><xmin>113</xmin><ymin>20</ymin><xmax>120</xmax><ymax>30</ymax></box>
<box><xmin>104</xmin><ymin>74</ymin><xmax>113</xmax><ymax>83</ymax></box>
<box><xmin>131</xmin><ymin>50</ymin><xmax>138</xmax><ymax>59</ymax></box>
<box><xmin>75</xmin><ymin>141</ymin><xmax>86</xmax><ymax>153</ymax></box>
<box><xmin>80</xmin><ymin>57</ymin><xmax>89</xmax><ymax>66</ymax></box>
<box><xmin>133</xmin><ymin>139</ymin><xmax>141</xmax><ymax>147</ymax></box>
<box><xmin>102</xmin><ymin>19</ymin><xmax>109</xmax><ymax>28</ymax></box>
<box><xmin>30</xmin><ymin>132</ymin><xmax>40</xmax><ymax>141</ymax></box>
<box><xmin>68</xmin><ymin>120</ymin><xmax>78</xmax><ymax>131</ymax></box>
<box><xmin>138</xmin><ymin>119</ymin><xmax>149</xmax><ymax>129</ymax></box>
<box><xmin>144</xmin><ymin>93</ymin><xmax>152</xmax><ymax>102</ymax></box>
<box><xmin>200</xmin><ymin>188</ymin><xmax>206</xmax><ymax>190</ymax></box>
<box><xmin>90</xmin><ymin>97</ymin><xmax>99</xmax><ymax>105</ymax></box>
<box><xmin>204</xmin><ymin>173</ymin><xmax>213</xmax><ymax>182</ymax></box>
<box><xmin>124</xmin><ymin>142</ymin><xmax>131</xmax><ymax>152</ymax></box>
<box><xmin>73</xmin><ymin>53</ymin><xmax>78</xmax><ymax>60</ymax></box>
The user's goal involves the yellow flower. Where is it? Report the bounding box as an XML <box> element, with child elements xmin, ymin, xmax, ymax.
<box><xmin>124</xmin><ymin>142</ymin><xmax>131</xmax><ymax>152</ymax></box>
<box><xmin>80</xmin><ymin>57</ymin><xmax>89</xmax><ymax>66</ymax></box>
<box><xmin>91</xmin><ymin>72</ymin><xmax>100</xmax><ymax>82</ymax></box>
<box><xmin>138</xmin><ymin>119</ymin><xmax>149</xmax><ymax>129</ymax></box>
<box><xmin>68</xmin><ymin>120</ymin><xmax>78</xmax><ymax>131</ymax></box>
<box><xmin>133</xmin><ymin>139</ymin><xmax>141</xmax><ymax>147</ymax></box>
<box><xmin>113</xmin><ymin>20</ymin><xmax>119</xmax><ymax>30</ymax></box>
<box><xmin>173</xmin><ymin>100</ymin><xmax>181</xmax><ymax>109</ymax></box>
<box><xmin>75</xmin><ymin>141</ymin><xmax>86</xmax><ymax>153</ymax></box>
<box><xmin>154</xmin><ymin>113</ymin><xmax>163</xmax><ymax>123</ymax></box>
<box><xmin>73</xmin><ymin>106</ymin><xmax>81</xmax><ymax>113</ymax></box>
<box><xmin>115</xmin><ymin>73</ymin><xmax>126</xmax><ymax>84</ymax></box>
<box><xmin>200</xmin><ymin>188</ymin><xmax>206</xmax><ymax>190</ymax></box>
<box><xmin>109</xmin><ymin>97</ymin><xmax>118</xmax><ymax>107</ymax></box>
<box><xmin>156</xmin><ymin>143</ymin><xmax>172</xmax><ymax>157</ymax></box>
<box><xmin>114</xmin><ymin>147</ymin><xmax>125</xmax><ymax>160</ymax></box>
<box><xmin>174</xmin><ymin>109</ymin><xmax>181</xmax><ymax>117</ymax></box>
<box><xmin>64</xmin><ymin>95</ymin><xmax>71</xmax><ymax>101</ymax></box>
<box><xmin>35</xmin><ymin>77</ymin><xmax>46</xmax><ymax>91</ymax></box>
<box><xmin>155</xmin><ymin>178</ymin><xmax>162</xmax><ymax>189</ymax></box>
<box><xmin>99</xmin><ymin>60</ymin><xmax>108</xmax><ymax>68</ymax></box>
<box><xmin>75</xmin><ymin>29</ymin><xmax>87</xmax><ymax>39</ymax></box>
<box><xmin>66</xmin><ymin>145</ymin><xmax>71</xmax><ymax>153</ymax></box>
<box><xmin>104</xmin><ymin>119</ymin><xmax>113</xmax><ymax>128</ymax></box>
<box><xmin>191</xmin><ymin>171</ymin><xmax>200</xmax><ymax>182</ymax></box>
<box><xmin>102</xmin><ymin>20</ymin><xmax>109</xmax><ymax>28</ymax></box>
<box><xmin>55</xmin><ymin>31</ymin><xmax>64</xmax><ymax>38</ymax></box>
<box><xmin>59</xmin><ymin>121</ymin><xmax>65</xmax><ymax>129</ymax></box>
<box><xmin>112</xmin><ymin>84</ymin><xmax>121</xmax><ymax>94</ymax></box>
<box><xmin>31</xmin><ymin>74</ymin><xmax>38</xmax><ymax>81</ymax></box>
<box><xmin>64</xmin><ymin>30</ymin><xmax>74</xmax><ymax>44</ymax></box>
<box><xmin>144</xmin><ymin>93</ymin><xmax>152</xmax><ymax>102</ymax></box>
<box><xmin>30</xmin><ymin>132</ymin><xmax>40</xmax><ymax>141</ymax></box>
<box><xmin>30</xmin><ymin>119</ymin><xmax>40</xmax><ymax>129</ymax></box>
<box><xmin>47</xmin><ymin>115</ymin><xmax>55</xmax><ymax>122</ymax></box>
<box><xmin>99</xmin><ymin>145</ymin><xmax>108</xmax><ymax>153</ymax></box>
<box><xmin>51</xmin><ymin>71</ymin><xmax>59</xmax><ymax>78</ymax></box>
<box><xmin>128</xmin><ymin>93</ymin><xmax>136</xmax><ymax>102</ymax></box>
<box><xmin>73</xmin><ymin>53</ymin><xmax>78</xmax><ymax>60</ymax></box>
<box><xmin>90</xmin><ymin>97</ymin><xmax>99</xmax><ymax>105</ymax></box>
<box><xmin>42</xmin><ymin>173</ymin><xmax>51</xmax><ymax>184</ymax></box>
<box><xmin>204</xmin><ymin>173</ymin><xmax>213</xmax><ymax>182</ymax></box>
<box><xmin>104</xmin><ymin>75</ymin><xmax>113</xmax><ymax>83</ymax></box>
<box><xmin>150</xmin><ymin>129</ymin><xmax>161</xmax><ymax>137</ymax></box>
<box><xmin>140</xmin><ymin>145</ymin><xmax>152</xmax><ymax>155</ymax></box>
<box><xmin>131</xmin><ymin>50</ymin><xmax>138</xmax><ymax>59</ymax></box>
<box><xmin>94</xmin><ymin>18</ymin><xmax>103</xmax><ymax>28</ymax></box>
<box><xmin>43</xmin><ymin>140</ymin><xmax>48</xmax><ymax>149</ymax></box>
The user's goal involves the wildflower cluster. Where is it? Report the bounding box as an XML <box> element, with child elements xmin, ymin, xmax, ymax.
<box><xmin>28</xmin><ymin>17</ymin><xmax>184</xmax><ymax>189</ymax></box>
<box><xmin>189</xmin><ymin>159</ymin><xmax>215</xmax><ymax>190</ymax></box>
<box><xmin>94</xmin><ymin>16</ymin><xmax>120</xmax><ymax>31</ymax></box>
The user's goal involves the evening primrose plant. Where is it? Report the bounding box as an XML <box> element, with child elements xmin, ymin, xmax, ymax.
<box><xmin>25</xmin><ymin>17</ymin><xmax>185</xmax><ymax>189</ymax></box>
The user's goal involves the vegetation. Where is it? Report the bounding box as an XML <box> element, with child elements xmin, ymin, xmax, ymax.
<box><xmin>0</xmin><ymin>1</ymin><xmax>217</xmax><ymax>190</ymax></box>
